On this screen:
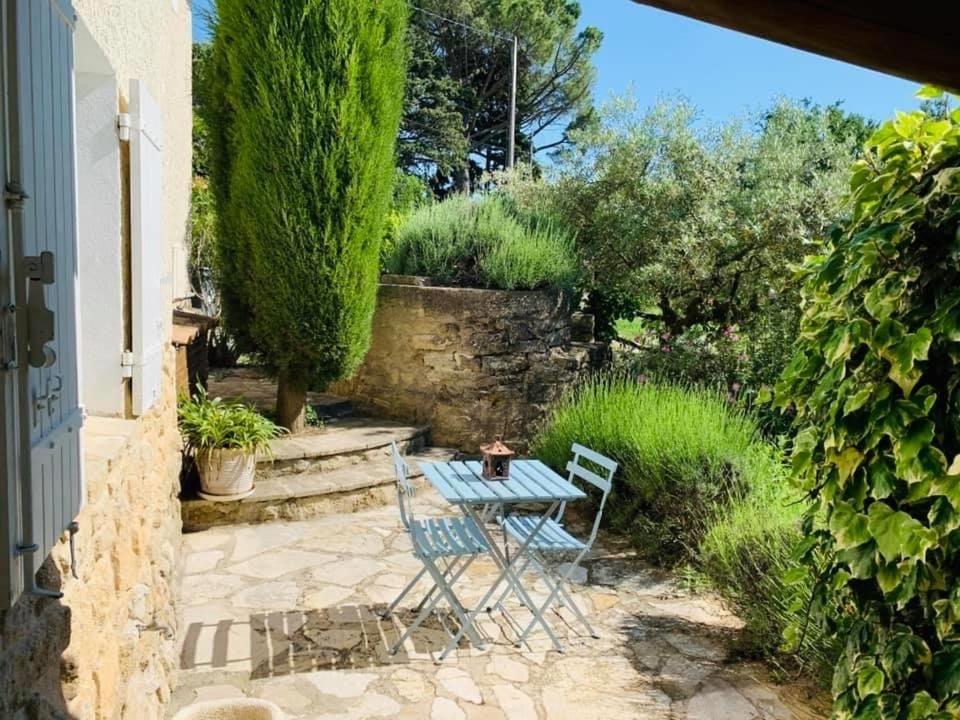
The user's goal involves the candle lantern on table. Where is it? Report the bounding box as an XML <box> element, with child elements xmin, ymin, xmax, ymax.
<box><xmin>480</xmin><ymin>435</ymin><xmax>514</xmax><ymax>480</ymax></box>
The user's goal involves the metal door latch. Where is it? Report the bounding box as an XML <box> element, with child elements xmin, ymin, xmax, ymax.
<box><xmin>32</xmin><ymin>375</ymin><xmax>62</xmax><ymax>428</ymax></box>
<box><xmin>23</xmin><ymin>251</ymin><xmax>56</xmax><ymax>368</ymax></box>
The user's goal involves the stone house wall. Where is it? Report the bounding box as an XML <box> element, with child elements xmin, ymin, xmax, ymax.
<box><xmin>331</xmin><ymin>280</ymin><xmax>608</xmax><ymax>452</ymax></box>
<box><xmin>0</xmin><ymin>349</ymin><xmax>182</xmax><ymax>720</ymax></box>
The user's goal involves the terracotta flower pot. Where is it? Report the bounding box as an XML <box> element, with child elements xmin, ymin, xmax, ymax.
<box><xmin>173</xmin><ymin>699</ymin><xmax>285</xmax><ymax>720</ymax></box>
<box><xmin>196</xmin><ymin>448</ymin><xmax>256</xmax><ymax>501</ymax></box>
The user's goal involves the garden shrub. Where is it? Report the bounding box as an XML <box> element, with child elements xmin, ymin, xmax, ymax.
<box><xmin>384</xmin><ymin>195</ymin><xmax>578</xmax><ymax>291</ymax></box>
<box><xmin>204</xmin><ymin>0</ymin><xmax>407</xmax><ymax>430</ymax></box>
<box><xmin>381</xmin><ymin>170</ymin><xmax>431</xmax><ymax>268</ymax></box>
<box><xmin>701</xmin><ymin>478</ymin><xmax>839</xmax><ymax>682</ymax></box>
<box><xmin>614</xmin><ymin>305</ymin><xmax>800</xmax><ymax>438</ymax></box>
<box><xmin>776</xmin><ymin>91</ymin><xmax>960</xmax><ymax>718</ymax></box>
<box><xmin>532</xmin><ymin>376</ymin><xmax>776</xmax><ymax>562</ymax></box>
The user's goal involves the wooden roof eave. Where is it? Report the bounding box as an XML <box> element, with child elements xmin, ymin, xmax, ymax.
<box><xmin>630</xmin><ymin>0</ymin><xmax>960</xmax><ymax>94</ymax></box>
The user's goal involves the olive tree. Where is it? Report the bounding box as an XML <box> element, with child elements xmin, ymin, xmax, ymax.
<box><xmin>552</xmin><ymin>96</ymin><xmax>870</xmax><ymax>339</ymax></box>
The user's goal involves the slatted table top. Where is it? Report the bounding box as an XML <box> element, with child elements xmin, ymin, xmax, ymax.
<box><xmin>421</xmin><ymin>459</ymin><xmax>587</xmax><ymax>505</ymax></box>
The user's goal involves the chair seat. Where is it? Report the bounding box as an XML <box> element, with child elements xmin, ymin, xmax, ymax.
<box><xmin>411</xmin><ymin>516</ymin><xmax>490</xmax><ymax>559</ymax></box>
<box><xmin>502</xmin><ymin>515</ymin><xmax>587</xmax><ymax>552</ymax></box>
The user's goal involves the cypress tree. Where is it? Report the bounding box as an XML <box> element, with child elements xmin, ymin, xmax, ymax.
<box><xmin>205</xmin><ymin>0</ymin><xmax>408</xmax><ymax>431</ymax></box>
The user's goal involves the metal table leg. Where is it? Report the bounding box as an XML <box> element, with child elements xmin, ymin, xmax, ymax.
<box><xmin>438</xmin><ymin>501</ymin><xmax>564</xmax><ymax>660</ymax></box>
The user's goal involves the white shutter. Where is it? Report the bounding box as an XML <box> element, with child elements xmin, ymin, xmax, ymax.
<box><xmin>75</xmin><ymin>23</ymin><xmax>124</xmax><ymax>417</ymax></box>
<box><xmin>129</xmin><ymin>79</ymin><xmax>164</xmax><ymax>416</ymax></box>
<box><xmin>2</xmin><ymin>0</ymin><xmax>84</xmax><ymax>606</ymax></box>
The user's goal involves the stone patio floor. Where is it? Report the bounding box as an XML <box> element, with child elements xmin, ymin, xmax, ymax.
<box><xmin>170</xmin><ymin>490</ymin><xmax>826</xmax><ymax>719</ymax></box>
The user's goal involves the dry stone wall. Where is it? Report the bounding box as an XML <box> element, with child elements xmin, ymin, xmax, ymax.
<box><xmin>0</xmin><ymin>349</ymin><xmax>182</xmax><ymax>720</ymax></box>
<box><xmin>331</xmin><ymin>280</ymin><xmax>608</xmax><ymax>451</ymax></box>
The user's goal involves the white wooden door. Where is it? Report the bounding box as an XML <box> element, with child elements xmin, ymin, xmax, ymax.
<box><xmin>129</xmin><ymin>79</ymin><xmax>164</xmax><ymax>417</ymax></box>
<box><xmin>1</xmin><ymin>0</ymin><xmax>25</xmax><ymax>607</ymax></box>
<box><xmin>1</xmin><ymin>0</ymin><xmax>83</xmax><ymax>606</ymax></box>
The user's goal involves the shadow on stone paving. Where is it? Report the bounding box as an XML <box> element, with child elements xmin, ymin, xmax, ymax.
<box><xmin>180</xmin><ymin>604</ymin><xmax>473</xmax><ymax>679</ymax></box>
<box><xmin>586</xmin><ymin>554</ymin><xmax>745</xmax><ymax>702</ymax></box>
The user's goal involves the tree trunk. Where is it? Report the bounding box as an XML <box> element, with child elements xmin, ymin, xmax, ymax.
<box><xmin>276</xmin><ymin>371</ymin><xmax>307</xmax><ymax>434</ymax></box>
<box><xmin>453</xmin><ymin>162</ymin><xmax>470</xmax><ymax>194</ymax></box>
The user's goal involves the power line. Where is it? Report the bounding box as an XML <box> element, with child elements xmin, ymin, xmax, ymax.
<box><xmin>410</xmin><ymin>5</ymin><xmax>513</xmax><ymax>43</ymax></box>
<box><xmin>409</xmin><ymin>4</ymin><xmax>519</xmax><ymax>168</ymax></box>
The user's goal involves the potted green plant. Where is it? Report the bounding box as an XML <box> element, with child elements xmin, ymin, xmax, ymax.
<box><xmin>178</xmin><ymin>389</ymin><xmax>285</xmax><ymax>500</ymax></box>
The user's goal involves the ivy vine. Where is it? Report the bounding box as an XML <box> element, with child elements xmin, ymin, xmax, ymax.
<box><xmin>777</xmin><ymin>88</ymin><xmax>960</xmax><ymax>719</ymax></box>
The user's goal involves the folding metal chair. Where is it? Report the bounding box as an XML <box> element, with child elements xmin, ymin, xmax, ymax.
<box><xmin>382</xmin><ymin>442</ymin><xmax>491</xmax><ymax>655</ymax></box>
<box><xmin>498</xmin><ymin>443</ymin><xmax>617</xmax><ymax>645</ymax></box>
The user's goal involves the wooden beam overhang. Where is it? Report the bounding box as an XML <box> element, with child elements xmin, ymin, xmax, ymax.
<box><xmin>630</xmin><ymin>1</ymin><xmax>960</xmax><ymax>94</ymax></box>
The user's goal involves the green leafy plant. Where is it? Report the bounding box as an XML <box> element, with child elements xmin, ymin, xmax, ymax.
<box><xmin>189</xmin><ymin>176</ymin><xmax>216</xmax><ymax>284</ymax></box>
<box><xmin>304</xmin><ymin>405</ymin><xmax>323</xmax><ymax>429</ymax></box>
<box><xmin>178</xmin><ymin>389</ymin><xmax>285</xmax><ymax>454</ymax></box>
<box><xmin>384</xmin><ymin>195</ymin><xmax>579</xmax><ymax>291</ymax></box>
<box><xmin>204</xmin><ymin>0</ymin><xmax>408</xmax><ymax>431</ymax></box>
<box><xmin>533</xmin><ymin>375</ymin><xmax>778</xmax><ymax>562</ymax></box>
<box><xmin>701</xmin><ymin>477</ymin><xmax>840</xmax><ymax>682</ymax></box>
<box><xmin>776</xmin><ymin>89</ymin><xmax>960</xmax><ymax>718</ymax></box>
<box><xmin>382</xmin><ymin>170</ymin><xmax>432</xmax><ymax>268</ymax></box>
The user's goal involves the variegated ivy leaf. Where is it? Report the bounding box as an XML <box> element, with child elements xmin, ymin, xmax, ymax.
<box><xmin>776</xmin><ymin>94</ymin><xmax>960</xmax><ymax>717</ymax></box>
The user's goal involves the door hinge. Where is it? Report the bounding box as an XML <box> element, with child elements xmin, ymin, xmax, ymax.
<box><xmin>4</xmin><ymin>181</ymin><xmax>29</xmax><ymax>211</ymax></box>
<box><xmin>14</xmin><ymin>542</ymin><xmax>38</xmax><ymax>556</ymax></box>
<box><xmin>0</xmin><ymin>304</ymin><xmax>16</xmax><ymax>371</ymax></box>
<box><xmin>121</xmin><ymin>350</ymin><xmax>134</xmax><ymax>378</ymax></box>
<box><xmin>117</xmin><ymin>113</ymin><xmax>132</xmax><ymax>142</ymax></box>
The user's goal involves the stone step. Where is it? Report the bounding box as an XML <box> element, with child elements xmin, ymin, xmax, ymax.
<box><xmin>309</xmin><ymin>394</ymin><xmax>354</xmax><ymax>420</ymax></box>
<box><xmin>206</xmin><ymin>368</ymin><xmax>355</xmax><ymax>419</ymax></box>
<box><xmin>260</xmin><ymin>417</ymin><xmax>430</xmax><ymax>477</ymax></box>
<box><xmin>182</xmin><ymin>447</ymin><xmax>456</xmax><ymax>531</ymax></box>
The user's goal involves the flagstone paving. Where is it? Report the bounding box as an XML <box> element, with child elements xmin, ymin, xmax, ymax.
<box><xmin>170</xmin><ymin>490</ymin><xmax>826</xmax><ymax>719</ymax></box>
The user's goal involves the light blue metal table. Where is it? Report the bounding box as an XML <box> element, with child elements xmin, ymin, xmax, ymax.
<box><xmin>421</xmin><ymin>459</ymin><xmax>587</xmax><ymax>657</ymax></box>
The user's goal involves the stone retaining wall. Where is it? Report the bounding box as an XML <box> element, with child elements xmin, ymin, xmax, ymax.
<box><xmin>0</xmin><ymin>348</ymin><xmax>182</xmax><ymax>719</ymax></box>
<box><xmin>331</xmin><ymin>280</ymin><xmax>608</xmax><ymax>451</ymax></box>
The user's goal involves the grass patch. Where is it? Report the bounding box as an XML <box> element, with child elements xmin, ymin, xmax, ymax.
<box><xmin>384</xmin><ymin>195</ymin><xmax>579</xmax><ymax>291</ymax></box>
<box><xmin>614</xmin><ymin>316</ymin><xmax>646</xmax><ymax>340</ymax></box>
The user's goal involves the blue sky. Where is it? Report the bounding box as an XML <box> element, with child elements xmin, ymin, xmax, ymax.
<box><xmin>578</xmin><ymin>1</ymin><xmax>920</xmax><ymax>124</ymax></box>
<box><xmin>192</xmin><ymin>0</ymin><xmax>922</xmax><ymax>125</ymax></box>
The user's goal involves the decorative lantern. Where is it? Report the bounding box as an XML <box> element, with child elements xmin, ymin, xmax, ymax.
<box><xmin>480</xmin><ymin>435</ymin><xmax>514</xmax><ymax>480</ymax></box>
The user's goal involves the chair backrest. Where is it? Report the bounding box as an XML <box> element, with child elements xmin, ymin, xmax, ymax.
<box><xmin>564</xmin><ymin>443</ymin><xmax>617</xmax><ymax>547</ymax></box>
<box><xmin>390</xmin><ymin>441</ymin><xmax>415</xmax><ymax>530</ymax></box>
